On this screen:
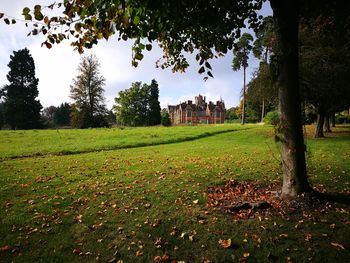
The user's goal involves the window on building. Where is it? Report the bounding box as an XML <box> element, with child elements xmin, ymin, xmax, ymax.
<box><xmin>187</xmin><ymin>110</ymin><xmax>192</xmax><ymax>117</ymax></box>
<box><xmin>215</xmin><ymin>111</ymin><xmax>221</xmax><ymax>118</ymax></box>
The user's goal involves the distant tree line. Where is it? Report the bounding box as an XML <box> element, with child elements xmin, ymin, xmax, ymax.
<box><xmin>0</xmin><ymin>48</ymin><xmax>165</xmax><ymax>129</ymax></box>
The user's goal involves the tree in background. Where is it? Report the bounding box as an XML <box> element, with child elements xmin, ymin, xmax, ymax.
<box><xmin>1</xmin><ymin>48</ymin><xmax>42</xmax><ymax>129</ymax></box>
<box><xmin>300</xmin><ymin>16</ymin><xmax>350</xmax><ymax>138</ymax></box>
<box><xmin>54</xmin><ymin>102</ymin><xmax>71</xmax><ymax>127</ymax></box>
<box><xmin>42</xmin><ymin>105</ymin><xmax>57</xmax><ymax>128</ymax></box>
<box><xmin>114</xmin><ymin>80</ymin><xmax>161</xmax><ymax>126</ymax></box>
<box><xmin>246</xmin><ymin>63</ymin><xmax>278</xmax><ymax>122</ymax></box>
<box><xmin>148</xmin><ymin>79</ymin><xmax>161</xmax><ymax>126</ymax></box>
<box><xmin>225</xmin><ymin>107</ymin><xmax>239</xmax><ymax>122</ymax></box>
<box><xmin>232</xmin><ymin>33</ymin><xmax>253</xmax><ymax>125</ymax></box>
<box><xmin>70</xmin><ymin>54</ymin><xmax>108</xmax><ymax>128</ymax></box>
<box><xmin>114</xmin><ymin>82</ymin><xmax>149</xmax><ymax>126</ymax></box>
<box><xmin>251</xmin><ymin>16</ymin><xmax>277</xmax><ymax>122</ymax></box>
<box><xmin>160</xmin><ymin>109</ymin><xmax>171</xmax><ymax>126</ymax></box>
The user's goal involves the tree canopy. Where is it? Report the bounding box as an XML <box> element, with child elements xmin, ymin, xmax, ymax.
<box><xmin>114</xmin><ymin>79</ymin><xmax>161</xmax><ymax>126</ymax></box>
<box><xmin>0</xmin><ymin>0</ymin><xmax>264</xmax><ymax>77</ymax></box>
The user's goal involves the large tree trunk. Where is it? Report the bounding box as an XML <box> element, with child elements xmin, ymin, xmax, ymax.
<box><xmin>241</xmin><ymin>65</ymin><xmax>246</xmax><ymax>125</ymax></box>
<box><xmin>270</xmin><ymin>0</ymin><xmax>311</xmax><ymax>198</ymax></box>
<box><xmin>324</xmin><ymin>112</ymin><xmax>331</xmax><ymax>133</ymax></box>
<box><xmin>331</xmin><ymin>112</ymin><xmax>336</xmax><ymax>127</ymax></box>
<box><xmin>314</xmin><ymin>107</ymin><xmax>325</xmax><ymax>138</ymax></box>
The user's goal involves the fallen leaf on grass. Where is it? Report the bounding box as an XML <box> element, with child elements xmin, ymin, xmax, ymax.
<box><xmin>243</xmin><ymin>252</ymin><xmax>250</xmax><ymax>257</ymax></box>
<box><xmin>154</xmin><ymin>254</ymin><xmax>169</xmax><ymax>262</ymax></box>
<box><xmin>331</xmin><ymin>242</ymin><xmax>345</xmax><ymax>250</ymax></box>
<box><xmin>73</xmin><ymin>248</ymin><xmax>82</xmax><ymax>254</ymax></box>
<box><xmin>305</xmin><ymin>234</ymin><xmax>312</xmax><ymax>241</ymax></box>
<box><xmin>218</xmin><ymin>238</ymin><xmax>232</xmax><ymax>248</ymax></box>
<box><xmin>75</xmin><ymin>214</ymin><xmax>83</xmax><ymax>223</ymax></box>
<box><xmin>136</xmin><ymin>250</ymin><xmax>143</xmax><ymax>257</ymax></box>
<box><xmin>154</xmin><ymin>256</ymin><xmax>162</xmax><ymax>262</ymax></box>
<box><xmin>0</xmin><ymin>245</ymin><xmax>12</xmax><ymax>252</ymax></box>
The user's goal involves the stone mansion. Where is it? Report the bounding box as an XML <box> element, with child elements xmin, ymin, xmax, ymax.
<box><xmin>167</xmin><ymin>94</ymin><xmax>226</xmax><ymax>125</ymax></box>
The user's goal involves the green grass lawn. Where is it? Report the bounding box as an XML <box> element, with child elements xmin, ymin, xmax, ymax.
<box><xmin>0</xmin><ymin>124</ymin><xmax>249</xmax><ymax>160</ymax></box>
<box><xmin>0</xmin><ymin>124</ymin><xmax>349</xmax><ymax>262</ymax></box>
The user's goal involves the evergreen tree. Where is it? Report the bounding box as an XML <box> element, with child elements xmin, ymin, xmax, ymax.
<box><xmin>53</xmin><ymin>103</ymin><xmax>71</xmax><ymax>126</ymax></box>
<box><xmin>2</xmin><ymin>48</ymin><xmax>42</xmax><ymax>129</ymax></box>
<box><xmin>70</xmin><ymin>54</ymin><xmax>108</xmax><ymax>128</ymax></box>
<box><xmin>232</xmin><ymin>33</ymin><xmax>253</xmax><ymax>125</ymax></box>
<box><xmin>148</xmin><ymin>79</ymin><xmax>161</xmax><ymax>125</ymax></box>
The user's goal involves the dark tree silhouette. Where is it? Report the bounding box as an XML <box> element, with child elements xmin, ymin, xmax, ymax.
<box><xmin>1</xmin><ymin>48</ymin><xmax>42</xmax><ymax>129</ymax></box>
<box><xmin>148</xmin><ymin>79</ymin><xmax>161</xmax><ymax>126</ymax></box>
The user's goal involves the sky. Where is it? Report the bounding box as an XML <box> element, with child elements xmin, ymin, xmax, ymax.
<box><xmin>0</xmin><ymin>1</ymin><xmax>272</xmax><ymax>110</ymax></box>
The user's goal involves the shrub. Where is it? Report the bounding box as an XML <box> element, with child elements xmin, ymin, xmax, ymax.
<box><xmin>264</xmin><ymin>110</ymin><xmax>280</xmax><ymax>126</ymax></box>
<box><xmin>161</xmin><ymin>111</ymin><xmax>171</xmax><ymax>126</ymax></box>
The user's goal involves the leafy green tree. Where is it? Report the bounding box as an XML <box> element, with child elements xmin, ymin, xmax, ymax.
<box><xmin>1</xmin><ymin>48</ymin><xmax>42</xmax><ymax>129</ymax></box>
<box><xmin>114</xmin><ymin>82</ymin><xmax>146</xmax><ymax>126</ymax></box>
<box><xmin>148</xmin><ymin>79</ymin><xmax>161</xmax><ymax>126</ymax></box>
<box><xmin>232</xmin><ymin>33</ymin><xmax>253</xmax><ymax>125</ymax></box>
<box><xmin>161</xmin><ymin>109</ymin><xmax>171</xmax><ymax>126</ymax></box>
<box><xmin>53</xmin><ymin>102</ymin><xmax>71</xmax><ymax>126</ymax></box>
<box><xmin>225</xmin><ymin>107</ymin><xmax>239</xmax><ymax>121</ymax></box>
<box><xmin>114</xmin><ymin>81</ymin><xmax>160</xmax><ymax>126</ymax></box>
<box><xmin>247</xmin><ymin>63</ymin><xmax>278</xmax><ymax>122</ymax></box>
<box><xmin>251</xmin><ymin>16</ymin><xmax>277</xmax><ymax>121</ymax></box>
<box><xmin>7</xmin><ymin>0</ymin><xmax>347</xmax><ymax>197</ymax></box>
<box><xmin>252</xmin><ymin>16</ymin><xmax>276</xmax><ymax>62</ymax></box>
<box><xmin>70</xmin><ymin>54</ymin><xmax>108</xmax><ymax>128</ymax></box>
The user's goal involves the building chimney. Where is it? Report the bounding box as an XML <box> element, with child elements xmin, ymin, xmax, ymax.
<box><xmin>188</xmin><ymin>100</ymin><xmax>192</xmax><ymax>105</ymax></box>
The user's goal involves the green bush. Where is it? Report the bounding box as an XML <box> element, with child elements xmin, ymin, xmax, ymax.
<box><xmin>264</xmin><ymin>110</ymin><xmax>280</xmax><ymax>126</ymax></box>
<box><xmin>161</xmin><ymin>111</ymin><xmax>171</xmax><ymax>126</ymax></box>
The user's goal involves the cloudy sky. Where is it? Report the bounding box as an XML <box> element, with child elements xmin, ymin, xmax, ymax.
<box><xmin>0</xmin><ymin>1</ymin><xmax>272</xmax><ymax>110</ymax></box>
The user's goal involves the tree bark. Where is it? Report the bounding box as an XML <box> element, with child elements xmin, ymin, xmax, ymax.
<box><xmin>314</xmin><ymin>107</ymin><xmax>325</xmax><ymax>138</ymax></box>
<box><xmin>241</xmin><ymin>65</ymin><xmax>246</xmax><ymax>125</ymax></box>
<box><xmin>331</xmin><ymin>112</ymin><xmax>336</xmax><ymax>127</ymax></box>
<box><xmin>324</xmin><ymin>112</ymin><xmax>331</xmax><ymax>133</ymax></box>
<box><xmin>270</xmin><ymin>0</ymin><xmax>311</xmax><ymax>198</ymax></box>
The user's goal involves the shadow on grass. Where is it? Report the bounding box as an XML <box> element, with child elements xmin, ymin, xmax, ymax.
<box><xmin>314</xmin><ymin>191</ymin><xmax>350</xmax><ymax>205</ymax></box>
